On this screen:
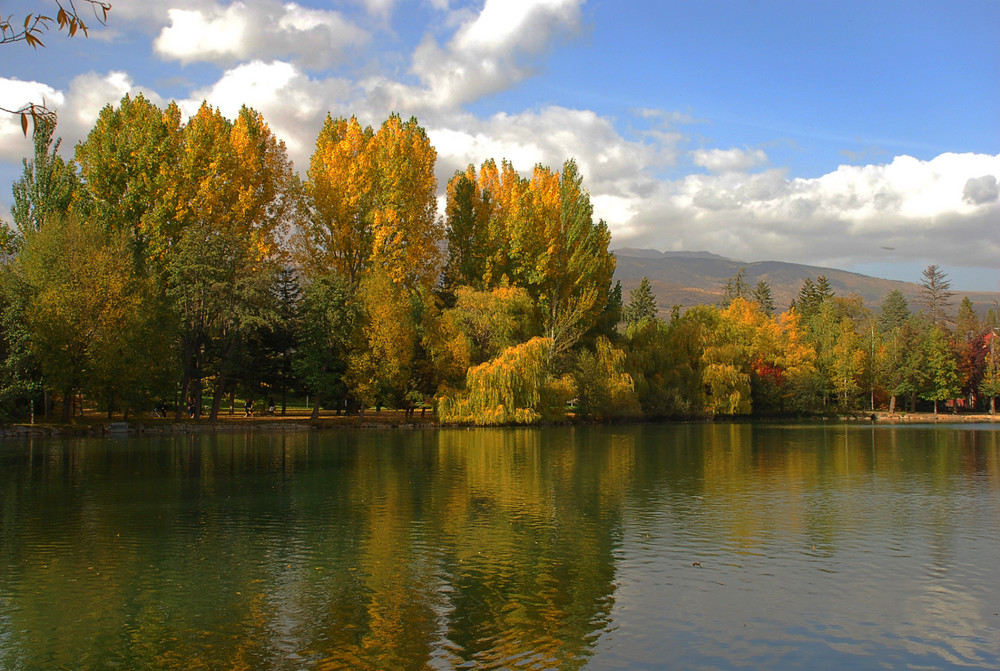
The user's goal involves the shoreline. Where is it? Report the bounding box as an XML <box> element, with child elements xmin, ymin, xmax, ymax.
<box><xmin>3</xmin><ymin>409</ymin><xmax>1000</xmax><ymax>440</ymax></box>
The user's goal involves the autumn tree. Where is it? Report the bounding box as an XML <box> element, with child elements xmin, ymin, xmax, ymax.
<box><xmin>75</xmin><ymin>94</ymin><xmax>183</xmax><ymax>264</ymax></box>
<box><xmin>526</xmin><ymin>160</ymin><xmax>615</xmax><ymax>354</ymax></box>
<box><xmin>165</xmin><ymin>104</ymin><xmax>297</xmax><ymax>420</ymax></box>
<box><xmin>12</xmin><ymin>215</ymin><xmax>172</xmax><ymax>421</ymax></box>
<box><xmin>437</xmin><ymin>337</ymin><xmax>572</xmax><ymax>425</ymax></box>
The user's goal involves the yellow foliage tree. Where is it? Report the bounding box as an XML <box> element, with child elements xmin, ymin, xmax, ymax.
<box><xmin>437</xmin><ymin>337</ymin><xmax>572</xmax><ymax>425</ymax></box>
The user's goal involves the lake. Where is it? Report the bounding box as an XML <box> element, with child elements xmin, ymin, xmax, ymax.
<box><xmin>1</xmin><ymin>423</ymin><xmax>998</xmax><ymax>669</ymax></box>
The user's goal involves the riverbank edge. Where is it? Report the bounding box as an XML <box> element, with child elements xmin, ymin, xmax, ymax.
<box><xmin>3</xmin><ymin>410</ymin><xmax>999</xmax><ymax>440</ymax></box>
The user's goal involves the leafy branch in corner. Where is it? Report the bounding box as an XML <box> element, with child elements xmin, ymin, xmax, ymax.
<box><xmin>1</xmin><ymin>1</ymin><xmax>111</xmax><ymax>135</ymax></box>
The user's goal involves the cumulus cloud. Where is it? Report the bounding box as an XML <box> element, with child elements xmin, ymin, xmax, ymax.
<box><xmin>385</xmin><ymin>0</ymin><xmax>585</xmax><ymax>110</ymax></box>
<box><xmin>154</xmin><ymin>1</ymin><xmax>369</xmax><ymax>69</ymax></box>
<box><xmin>962</xmin><ymin>175</ymin><xmax>999</xmax><ymax>205</ymax></box>
<box><xmin>617</xmin><ymin>152</ymin><xmax>1000</xmax><ymax>271</ymax></box>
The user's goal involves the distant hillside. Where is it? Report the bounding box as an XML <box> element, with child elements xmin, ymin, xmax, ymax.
<box><xmin>612</xmin><ymin>248</ymin><xmax>1000</xmax><ymax>317</ymax></box>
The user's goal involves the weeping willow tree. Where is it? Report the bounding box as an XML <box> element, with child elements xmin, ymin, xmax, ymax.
<box><xmin>437</xmin><ymin>337</ymin><xmax>572</xmax><ymax>425</ymax></box>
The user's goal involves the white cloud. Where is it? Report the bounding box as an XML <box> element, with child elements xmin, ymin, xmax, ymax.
<box><xmin>154</xmin><ymin>1</ymin><xmax>368</xmax><ymax>69</ymax></box>
<box><xmin>691</xmin><ymin>147</ymin><xmax>768</xmax><ymax>173</ymax></box>
<box><xmin>453</xmin><ymin>0</ymin><xmax>581</xmax><ymax>53</ymax></box>
<box><xmin>0</xmin><ymin>79</ymin><xmax>66</xmax><ymax>160</ymax></box>
<box><xmin>386</xmin><ymin>0</ymin><xmax>585</xmax><ymax>110</ymax></box>
<box><xmin>617</xmin><ymin>152</ymin><xmax>1000</xmax><ymax>271</ymax></box>
<box><xmin>155</xmin><ymin>6</ymin><xmax>250</xmax><ymax>63</ymax></box>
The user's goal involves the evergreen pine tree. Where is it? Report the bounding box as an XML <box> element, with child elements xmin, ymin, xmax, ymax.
<box><xmin>878</xmin><ymin>289</ymin><xmax>910</xmax><ymax>333</ymax></box>
<box><xmin>919</xmin><ymin>265</ymin><xmax>953</xmax><ymax>327</ymax></box>
<box><xmin>624</xmin><ymin>276</ymin><xmax>658</xmax><ymax>326</ymax></box>
<box><xmin>751</xmin><ymin>279</ymin><xmax>775</xmax><ymax>315</ymax></box>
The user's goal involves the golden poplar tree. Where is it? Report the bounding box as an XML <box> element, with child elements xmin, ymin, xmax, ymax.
<box><xmin>297</xmin><ymin>115</ymin><xmax>374</xmax><ymax>283</ymax></box>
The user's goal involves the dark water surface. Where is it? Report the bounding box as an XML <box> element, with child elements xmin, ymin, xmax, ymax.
<box><xmin>1</xmin><ymin>423</ymin><xmax>998</xmax><ymax>669</ymax></box>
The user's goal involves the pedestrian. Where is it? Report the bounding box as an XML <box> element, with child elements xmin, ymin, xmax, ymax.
<box><xmin>244</xmin><ymin>397</ymin><xmax>254</xmax><ymax>417</ymax></box>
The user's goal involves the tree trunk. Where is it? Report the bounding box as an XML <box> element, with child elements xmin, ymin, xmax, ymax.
<box><xmin>210</xmin><ymin>371</ymin><xmax>227</xmax><ymax>421</ymax></box>
<box><xmin>889</xmin><ymin>395</ymin><xmax>896</xmax><ymax>413</ymax></box>
<box><xmin>310</xmin><ymin>393</ymin><xmax>321</xmax><ymax>420</ymax></box>
<box><xmin>991</xmin><ymin>397</ymin><xmax>996</xmax><ymax>415</ymax></box>
<box><xmin>175</xmin><ymin>338</ymin><xmax>195</xmax><ymax>420</ymax></box>
<box><xmin>61</xmin><ymin>389</ymin><xmax>73</xmax><ymax>424</ymax></box>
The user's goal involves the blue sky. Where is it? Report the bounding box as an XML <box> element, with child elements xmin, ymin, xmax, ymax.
<box><xmin>2</xmin><ymin>0</ymin><xmax>998</xmax><ymax>290</ymax></box>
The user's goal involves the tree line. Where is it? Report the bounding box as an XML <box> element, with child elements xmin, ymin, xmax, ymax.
<box><xmin>1</xmin><ymin>95</ymin><xmax>996</xmax><ymax>425</ymax></box>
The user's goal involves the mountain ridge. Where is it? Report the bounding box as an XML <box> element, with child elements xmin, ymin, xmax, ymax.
<box><xmin>612</xmin><ymin>248</ymin><xmax>1000</xmax><ymax>317</ymax></box>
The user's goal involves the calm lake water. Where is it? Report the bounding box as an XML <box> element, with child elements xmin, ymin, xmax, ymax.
<box><xmin>1</xmin><ymin>423</ymin><xmax>999</xmax><ymax>670</ymax></box>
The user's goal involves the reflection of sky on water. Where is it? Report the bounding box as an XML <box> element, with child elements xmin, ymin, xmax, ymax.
<box><xmin>591</xmin><ymin>423</ymin><xmax>1000</xmax><ymax>669</ymax></box>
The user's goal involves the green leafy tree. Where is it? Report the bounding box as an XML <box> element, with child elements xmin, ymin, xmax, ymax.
<box><xmin>443</xmin><ymin>167</ymin><xmax>492</xmax><ymax>293</ymax></box>
<box><xmin>75</xmin><ymin>94</ymin><xmax>182</xmax><ymax>263</ymax></box>
<box><xmin>573</xmin><ymin>336</ymin><xmax>640</xmax><ymax>420</ymax></box>
<box><xmin>13</xmin><ymin>215</ymin><xmax>170</xmax><ymax>421</ymax></box>
<box><xmin>793</xmin><ymin>276</ymin><xmax>834</xmax><ymax>322</ymax></box>
<box><xmin>0</xmin><ymin>271</ymin><xmax>41</xmax><ymax>421</ymax></box>
<box><xmin>920</xmin><ymin>325</ymin><xmax>961</xmax><ymax>413</ymax></box>
<box><xmin>293</xmin><ymin>272</ymin><xmax>358</xmax><ymax>419</ymax></box>
<box><xmin>535</xmin><ymin>160</ymin><xmax>616</xmax><ymax>355</ymax></box>
<box><xmin>893</xmin><ymin>316</ymin><xmax>931</xmax><ymax>412</ymax></box>
<box><xmin>11</xmin><ymin>118</ymin><xmax>79</xmax><ymax>234</ymax></box>
<box><xmin>980</xmin><ymin>331</ymin><xmax>1000</xmax><ymax>414</ymax></box>
<box><xmin>955</xmin><ymin>296</ymin><xmax>979</xmax><ymax>343</ymax></box>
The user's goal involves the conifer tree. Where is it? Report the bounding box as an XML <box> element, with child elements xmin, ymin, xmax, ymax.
<box><xmin>721</xmin><ymin>268</ymin><xmax>750</xmax><ymax>307</ymax></box>
<box><xmin>751</xmin><ymin>279</ymin><xmax>775</xmax><ymax>316</ymax></box>
<box><xmin>919</xmin><ymin>265</ymin><xmax>953</xmax><ymax>327</ymax></box>
<box><xmin>878</xmin><ymin>289</ymin><xmax>910</xmax><ymax>333</ymax></box>
<box><xmin>955</xmin><ymin>297</ymin><xmax>979</xmax><ymax>343</ymax></box>
<box><xmin>624</xmin><ymin>277</ymin><xmax>657</xmax><ymax>327</ymax></box>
